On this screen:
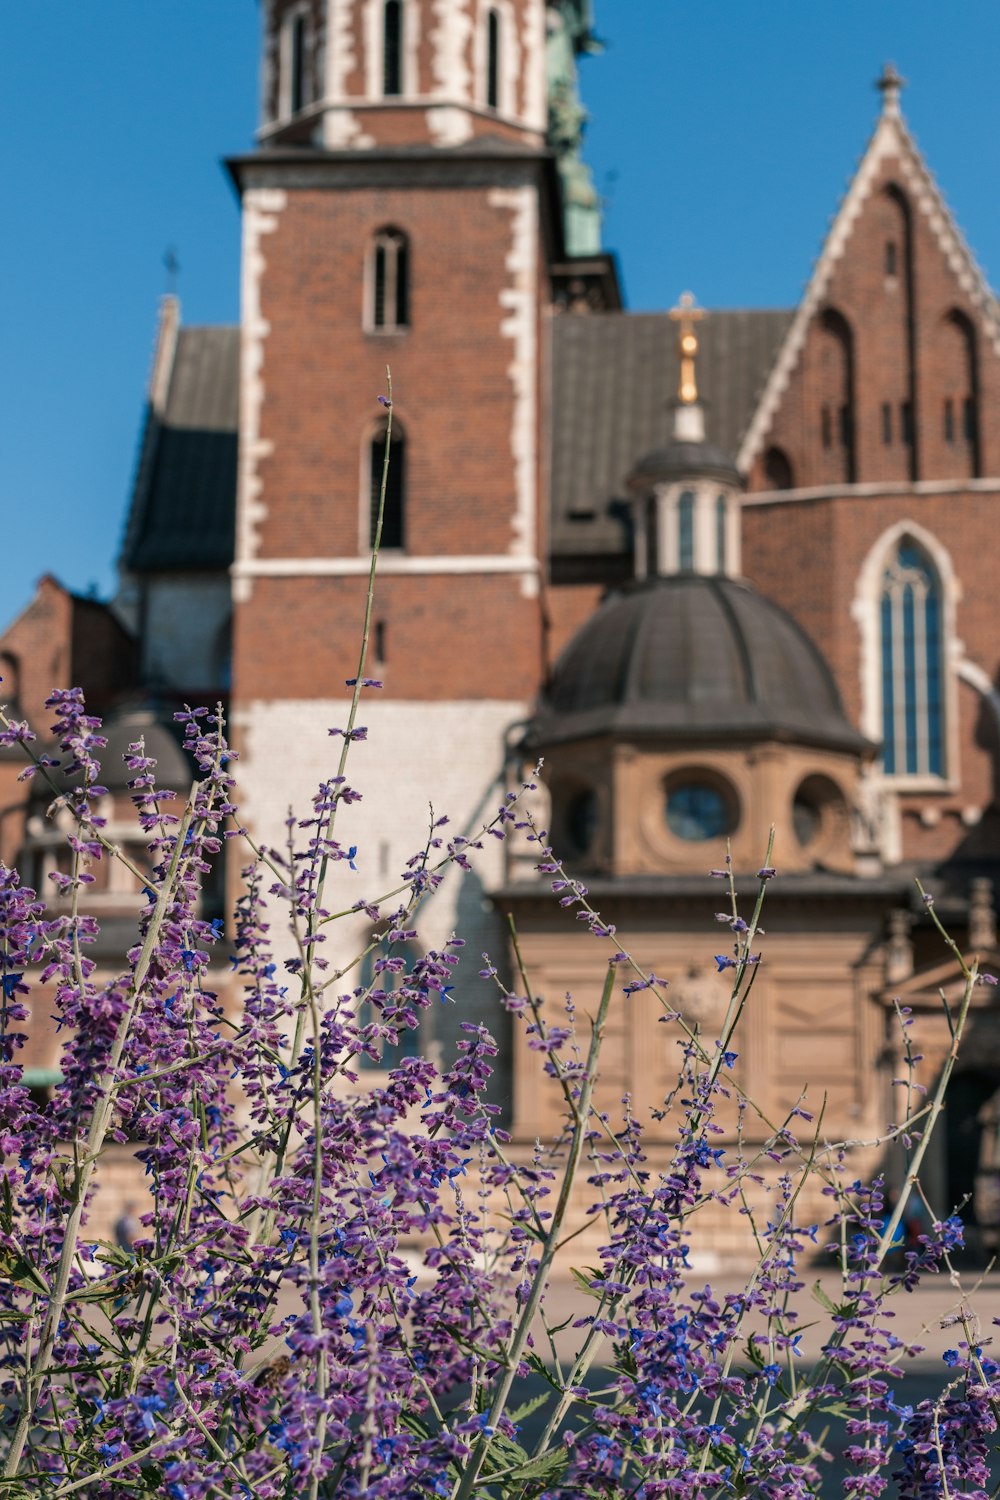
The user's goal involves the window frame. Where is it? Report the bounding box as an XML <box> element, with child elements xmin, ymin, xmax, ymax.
<box><xmin>365</xmin><ymin>226</ymin><xmax>410</xmax><ymax>334</ymax></box>
<box><xmin>278</xmin><ymin>3</ymin><xmax>311</xmax><ymax>120</ymax></box>
<box><xmin>853</xmin><ymin>522</ymin><xmax>957</xmax><ymax>792</ymax></box>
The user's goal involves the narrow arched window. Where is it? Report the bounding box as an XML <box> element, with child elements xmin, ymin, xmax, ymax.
<box><xmin>486</xmin><ymin>8</ymin><xmax>501</xmax><ymax>109</ymax></box>
<box><xmin>290</xmin><ymin>12</ymin><xmax>307</xmax><ymax>112</ymax></box>
<box><xmin>880</xmin><ymin>540</ymin><xmax>944</xmax><ymax>776</ymax></box>
<box><xmin>715</xmin><ymin>495</ymin><xmax>727</xmax><ymax>572</ymax></box>
<box><xmin>763</xmin><ymin>446</ymin><xmax>793</xmax><ymax>490</ymax></box>
<box><xmin>369</xmin><ymin>227</ymin><xmax>409</xmax><ymax>331</ymax></box>
<box><xmin>943</xmin><ymin>309</ymin><xmax>980</xmax><ymax>478</ymax></box>
<box><xmin>818</xmin><ymin>307</ymin><xmax>856</xmax><ymax>482</ymax></box>
<box><xmin>280</xmin><ymin>7</ymin><xmax>310</xmax><ymax>117</ymax></box>
<box><xmin>370</xmin><ymin>421</ymin><xmax>405</xmax><ymax>550</ymax></box>
<box><xmin>678</xmin><ymin>491</ymin><xmax>695</xmax><ymax>570</ymax></box>
<box><xmin>383</xmin><ymin>0</ymin><xmax>403</xmax><ymax>96</ymax></box>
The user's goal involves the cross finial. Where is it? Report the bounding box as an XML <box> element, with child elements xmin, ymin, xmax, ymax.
<box><xmin>669</xmin><ymin>290</ymin><xmax>705</xmax><ymax>405</ymax></box>
<box><xmin>876</xmin><ymin>62</ymin><xmax>905</xmax><ymax>117</ymax></box>
<box><xmin>163</xmin><ymin>246</ymin><xmax>180</xmax><ymax>295</ymax></box>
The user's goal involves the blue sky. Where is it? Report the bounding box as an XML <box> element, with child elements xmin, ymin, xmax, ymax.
<box><xmin>3</xmin><ymin>2</ymin><xmax>999</xmax><ymax>623</ymax></box>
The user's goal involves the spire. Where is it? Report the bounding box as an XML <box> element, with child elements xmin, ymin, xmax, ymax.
<box><xmin>669</xmin><ymin>292</ymin><xmax>706</xmax><ymax>442</ymax></box>
<box><xmin>876</xmin><ymin>61</ymin><xmax>905</xmax><ymax>119</ymax></box>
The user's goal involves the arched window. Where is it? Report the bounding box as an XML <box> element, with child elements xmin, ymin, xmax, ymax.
<box><xmin>880</xmin><ymin>540</ymin><xmax>944</xmax><ymax>776</ymax></box>
<box><xmin>715</xmin><ymin>495</ymin><xmax>727</xmax><ymax>572</ymax></box>
<box><xmin>383</xmin><ymin>0</ymin><xmax>404</xmax><ymax>96</ymax></box>
<box><xmin>763</xmin><ymin>446</ymin><xmax>794</xmax><ymax>490</ymax></box>
<box><xmin>678</xmin><ymin>490</ymin><xmax>695</xmax><ymax>570</ymax></box>
<box><xmin>357</xmin><ymin>931</ymin><xmax>421</xmax><ymax>1070</ymax></box>
<box><xmin>486</xmin><ymin>8</ymin><xmax>501</xmax><ymax>109</ymax></box>
<box><xmin>369</xmin><ymin>227</ymin><xmax>409</xmax><ymax>331</ymax></box>
<box><xmin>280</xmin><ymin>7</ymin><xmax>309</xmax><ymax>117</ymax></box>
<box><xmin>817</xmin><ymin>307</ymin><xmax>856</xmax><ymax>482</ymax></box>
<box><xmin>943</xmin><ymin>309</ymin><xmax>979</xmax><ymax>478</ymax></box>
<box><xmin>370</xmin><ymin>420</ymin><xmax>405</xmax><ymax>550</ymax></box>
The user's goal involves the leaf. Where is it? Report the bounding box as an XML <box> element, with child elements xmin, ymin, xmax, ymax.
<box><xmin>5</xmin><ymin>1252</ymin><xmax>49</xmax><ymax>1295</ymax></box>
<box><xmin>503</xmin><ymin>1446</ymin><xmax>570</xmax><ymax>1484</ymax></box>
<box><xmin>525</xmin><ymin>1353</ymin><xmax>565</xmax><ymax>1392</ymax></box>
<box><xmin>810</xmin><ymin>1279</ymin><xmax>837</xmax><ymax>1312</ymax></box>
<box><xmin>568</xmin><ymin>1266</ymin><xmax>603</xmax><ymax>1300</ymax></box>
<box><xmin>509</xmin><ymin>1391</ymin><xmax>551</xmax><ymax>1424</ymax></box>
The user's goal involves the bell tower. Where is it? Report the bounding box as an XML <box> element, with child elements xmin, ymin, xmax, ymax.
<box><xmin>259</xmin><ymin>0</ymin><xmax>547</xmax><ymax>150</ymax></box>
<box><xmin>227</xmin><ymin>0</ymin><xmax>562</xmax><ymax>1031</ymax></box>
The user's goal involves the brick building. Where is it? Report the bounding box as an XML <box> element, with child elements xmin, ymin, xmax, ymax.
<box><xmin>4</xmin><ymin>8</ymin><xmax>1000</xmax><ymax>1250</ymax></box>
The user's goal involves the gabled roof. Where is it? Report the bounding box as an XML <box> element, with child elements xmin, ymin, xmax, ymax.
<box><xmin>738</xmin><ymin>84</ymin><xmax>1000</xmax><ymax>473</ymax></box>
<box><xmin>120</xmin><ymin>302</ymin><xmax>239</xmax><ymax>574</ymax></box>
<box><xmin>550</xmin><ymin>308</ymin><xmax>792</xmax><ymax>557</ymax></box>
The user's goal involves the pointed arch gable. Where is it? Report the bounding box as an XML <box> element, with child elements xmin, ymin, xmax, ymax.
<box><xmin>739</xmin><ymin>107</ymin><xmax>1000</xmax><ymax>476</ymax></box>
<box><xmin>852</xmin><ymin>520</ymin><xmax>961</xmax><ymax>782</ymax></box>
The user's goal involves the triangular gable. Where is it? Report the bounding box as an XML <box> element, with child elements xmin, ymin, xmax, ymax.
<box><xmin>738</xmin><ymin>87</ymin><xmax>1000</xmax><ymax>474</ymax></box>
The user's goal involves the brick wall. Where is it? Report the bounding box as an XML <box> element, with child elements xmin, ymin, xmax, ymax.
<box><xmin>232</xmin><ymin>170</ymin><xmax>548</xmax><ymax>705</ymax></box>
<box><xmin>748</xmin><ymin>150</ymin><xmax>1000</xmax><ymax>491</ymax></box>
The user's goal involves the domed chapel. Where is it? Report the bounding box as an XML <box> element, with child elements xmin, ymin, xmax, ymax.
<box><xmin>3</xmin><ymin>8</ymin><xmax>1000</xmax><ymax>1249</ymax></box>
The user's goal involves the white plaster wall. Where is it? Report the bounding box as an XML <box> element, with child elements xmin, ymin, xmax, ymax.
<box><xmin>232</xmin><ymin>697</ymin><xmax>530</xmax><ymax>1099</ymax></box>
<box><xmin>142</xmin><ymin>576</ymin><xmax>232</xmax><ymax>691</ymax></box>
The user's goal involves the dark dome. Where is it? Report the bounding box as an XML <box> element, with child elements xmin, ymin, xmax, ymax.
<box><xmin>627</xmin><ymin>440</ymin><xmax>740</xmax><ymax>489</ymax></box>
<box><xmin>527</xmin><ymin>575</ymin><xmax>871</xmax><ymax>753</ymax></box>
<box><xmin>97</xmin><ymin>711</ymin><xmax>192</xmax><ymax>793</ymax></box>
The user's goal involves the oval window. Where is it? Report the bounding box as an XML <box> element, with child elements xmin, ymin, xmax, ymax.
<box><xmin>665</xmin><ymin>780</ymin><xmax>734</xmax><ymax>842</ymax></box>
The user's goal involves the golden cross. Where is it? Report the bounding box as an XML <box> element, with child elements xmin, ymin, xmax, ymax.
<box><xmin>669</xmin><ymin>290</ymin><xmax>705</xmax><ymax>405</ymax></box>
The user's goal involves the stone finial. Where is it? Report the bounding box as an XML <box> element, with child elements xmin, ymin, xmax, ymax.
<box><xmin>876</xmin><ymin>62</ymin><xmax>906</xmax><ymax>118</ymax></box>
<box><xmin>969</xmin><ymin>877</ymin><xmax>997</xmax><ymax>952</ymax></box>
<box><xmin>885</xmin><ymin>908</ymin><xmax>913</xmax><ymax>985</ymax></box>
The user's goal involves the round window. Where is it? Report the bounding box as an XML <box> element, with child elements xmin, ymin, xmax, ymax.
<box><xmin>665</xmin><ymin>779</ymin><xmax>735</xmax><ymax>842</ymax></box>
<box><xmin>566</xmin><ymin>788</ymin><xmax>598</xmax><ymax>855</ymax></box>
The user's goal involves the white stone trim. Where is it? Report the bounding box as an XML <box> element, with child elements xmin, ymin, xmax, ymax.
<box><xmin>232</xmin><ymin>554</ymin><xmax>542</xmax><ymax>578</ymax></box>
<box><xmin>958</xmin><ymin>659</ymin><xmax>1000</xmax><ymax>740</ymax></box>
<box><xmin>743</xmin><ymin>477</ymin><xmax>1000</xmax><ymax>508</ymax></box>
<box><xmin>739</xmin><ymin>108</ymin><xmax>1000</xmax><ymax>474</ymax></box>
<box><xmin>326</xmin><ymin>0</ymin><xmax>355</xmax><ymax>103</ymax></box>
<box><xmin>520</xmin><ymin>0</ymin><xmax>546</xmax><ymax>133</ymax></box>
<box><xmin>851</xmin><ymin>518</ymin><xmax>962</xmax><ymax>783</ymax></box>
<box><xmin>431</xmin><ymin>0</ymin><xmax>473</xmax><ymax>102</ymax></box>
<box><xmin>489</xmin><ymin>184</ymin><xmax>539</xmax><ymax>597</ymax></box>
<box><xmin>234</xmin><ymin>188</ymin><xmax>287</xmax><ymax>606</ymax></box>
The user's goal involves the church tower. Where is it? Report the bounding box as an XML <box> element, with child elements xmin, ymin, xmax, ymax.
<box><xmin>227</xmin><ymin>1</ymin><xmax>569</xmax><ymax>1054</ymax></box>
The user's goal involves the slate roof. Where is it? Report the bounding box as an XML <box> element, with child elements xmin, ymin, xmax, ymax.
<box><xmin>549</xmin><ymin>309</ymin><xmax>793</xmax><ymax>556</ymax></box>
<box><xmin>119</xmin><ymin>308</ymin><xmax>791</xmax><ymax>572</ymax></box>
<box><xmin>525</xmin><ymin>574</ymin><xmax>870</xmax><ymax>754</ymax></box>
<box><xmin>121</xmin><ymin>327</ymin><xmax>240</xmax><ymax>573</ymax></box>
